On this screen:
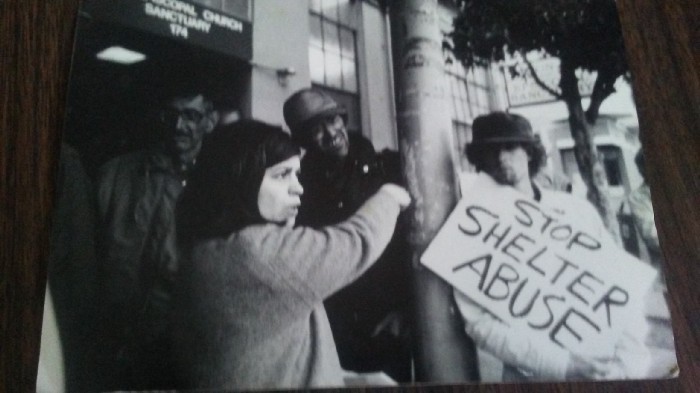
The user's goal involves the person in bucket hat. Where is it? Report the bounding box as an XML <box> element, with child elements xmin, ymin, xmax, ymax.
<box><xmin>283</xmin><ymin>88</ymin><xmax>412</xmax><ymax>382</ymax></box>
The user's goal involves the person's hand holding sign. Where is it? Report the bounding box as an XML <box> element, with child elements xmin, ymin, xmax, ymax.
<box><xmin>565</xmin><ymin>352</ymin><xmax>613</xmax><ymax>380</ymax></box>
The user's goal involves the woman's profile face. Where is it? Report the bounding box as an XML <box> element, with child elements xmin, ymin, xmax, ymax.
<box><xmin>258</xmin><ymin>155</ymin><xmax>304</xmax><ymax>226</ymax></box>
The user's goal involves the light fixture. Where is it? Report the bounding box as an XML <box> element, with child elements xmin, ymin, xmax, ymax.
<box><xmin>96</xmin><ymin>46</ymin><xmax>147</xmax><ymax>65</ymax></box>
<box><xmin>249</xmin><ymin>61</ymin><xmax>297</xmax><ymax>86</ymax></box>
<box><xmin>276</xmin><ymin>67</ymin><xmax>297</xmax><ymax>78</ymax></box>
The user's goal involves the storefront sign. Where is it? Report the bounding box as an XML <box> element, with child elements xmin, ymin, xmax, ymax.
<box><xmin>82</xmin><ymin>0</ymin><xmax>252</xmax><ymax>60</ymax></box>
<box><xmin>502</xmin><ymin>58</ymin><xmax>596</xmax><ymax>107</ymax></box>
<box><xmin>421</xmin><ymin>174</ymin><xmax>656</xmax><ymax>357</ymax></box>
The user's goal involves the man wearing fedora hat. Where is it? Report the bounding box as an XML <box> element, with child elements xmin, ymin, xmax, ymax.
<box><xmin>464</xmin><ymin>111</ymin><xmax>548</xmax><ymax>199</ymax></box>
<box><xmin>454</xmin><ymin>111</ymin><xmax>650</xmax><ymax>381</ymax></box>
<box><xmin>463</xmin><ymin>112</ymin><xmax>619</xmax><ymax>237</ymax></box>
<box><xmin>283</xmin><ymin>88</ymin><xmax>411</xmax><ymax>381</ymax></box>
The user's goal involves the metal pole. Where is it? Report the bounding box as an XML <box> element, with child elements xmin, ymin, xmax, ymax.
<box><xmin>389</xmin><ymin>0</ymin><xmax>480</xmax><ymax>383</ymax></box>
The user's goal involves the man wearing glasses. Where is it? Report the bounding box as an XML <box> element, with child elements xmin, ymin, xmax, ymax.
<box><xmin>95</xmin><ymin>92</ymin><xmax>218</xmax><ymax>390</ymax></box>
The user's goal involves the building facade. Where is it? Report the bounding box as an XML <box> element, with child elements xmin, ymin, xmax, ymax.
<box><xmin>68</xmin><ymin>0</ymin><xmax>498</xmax><ymax>175</ymax></box>
<box><xmin>198</xmin><ymin>0</ymin><xmax>496</xmax><ymax>161</ymax></box>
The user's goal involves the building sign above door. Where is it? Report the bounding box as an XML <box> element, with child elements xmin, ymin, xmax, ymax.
<box><xmin>82</xmin><ymin>0</ymin><xmax>252</xmax><ymax>60</ymax></box>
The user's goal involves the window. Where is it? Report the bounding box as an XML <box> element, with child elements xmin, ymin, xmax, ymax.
<box><xmin>309</xmin><ymin>0</ymin><xmax>360</xmax><ymax>134</ymax></box>
<box><xmin>452</xmin><ymin>122</ymin><xmax>472</xmax><ymax>171</ymax></box>
<box><xmin>598</xmin><ymin>146</ymin><xmax>626</xmax><ymax>187</ymax></box>
<box><xmin>309</xmin><ymin>0</ymin><xmax>358</xmax><ymax>93</ymax></box>
<box><xmin>466</xmin><ymin>67</ymin><xmax>491</xmax><ymax>118</ymax></box>
<box><xmin>444</xmin><ymin>55</ymin><xmax>492</xmax><ymax>171</ymax></box>
<box><xmin>560</xmin><ymin>145</ymin><xmax>628</xmax><ymax>188</ymax></box>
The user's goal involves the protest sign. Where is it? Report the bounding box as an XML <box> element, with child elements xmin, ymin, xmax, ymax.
<box><xmin>422</xmin><ymin>174</ymin><xmax>657</xmax><ymax>357</ymax></box>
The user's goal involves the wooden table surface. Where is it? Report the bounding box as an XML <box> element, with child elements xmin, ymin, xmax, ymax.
<box><xmin>1</xmin><ymin>0</ymin><xmax>698</xmax><ymax>391</ymax></box>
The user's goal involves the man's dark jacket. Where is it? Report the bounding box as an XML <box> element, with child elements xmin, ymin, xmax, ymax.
<box><xmin>297</xmin><ymin>133</ymin><xmax>411</xmax><ymax>381</ymax></box>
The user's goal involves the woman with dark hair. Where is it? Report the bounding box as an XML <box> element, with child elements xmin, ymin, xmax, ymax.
<box><xmin>172</xmin><ymin>120</ymin><xmax>410</xmax><ymax>390</ymax></box>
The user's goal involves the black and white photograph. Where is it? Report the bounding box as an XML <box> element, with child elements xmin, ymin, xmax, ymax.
<box><xmin>37</xmin><ymin>0</ymin><xmax>678</xmax><ymax>391</ymax></box>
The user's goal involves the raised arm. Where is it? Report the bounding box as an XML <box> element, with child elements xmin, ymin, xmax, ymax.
<box><xmin>240</xmin><ymin>185</ymin><xmax>410</xmax><ymax>306</ymax></box>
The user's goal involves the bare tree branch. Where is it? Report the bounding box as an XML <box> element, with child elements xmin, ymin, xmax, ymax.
<box><xmin>585</xmin><ymin>68</ymin><xmax>621</xmax><ymax>124</ymax></box>
<box><xmin>520</xmin><ymin>51</ymin><xmax>564</xmax><ymax>99</ymax></box>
